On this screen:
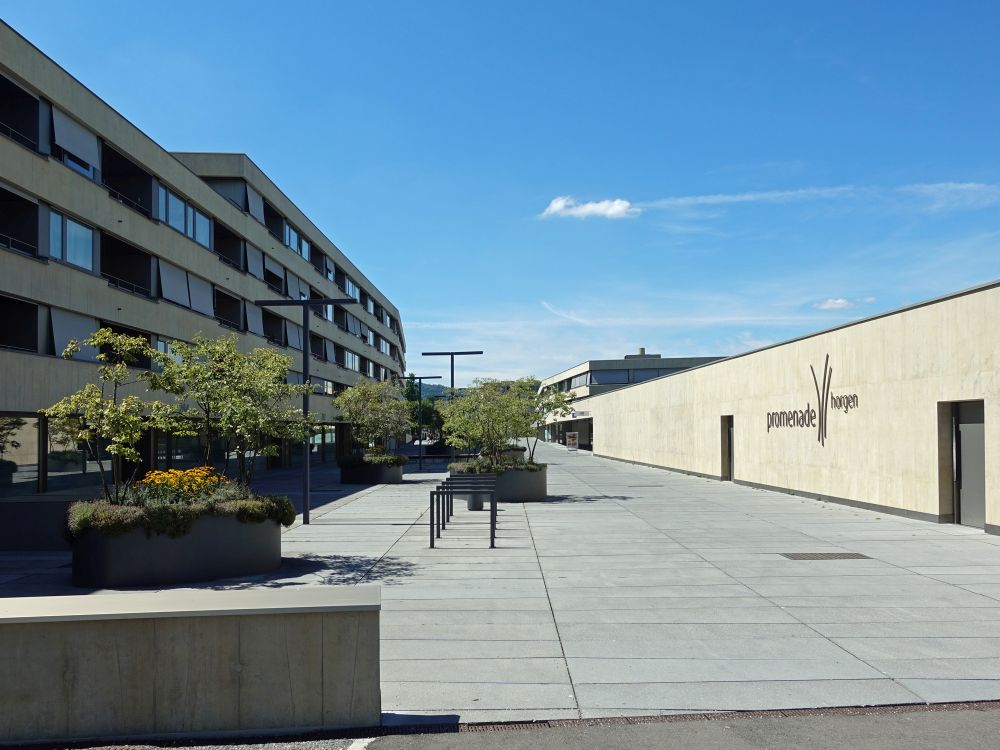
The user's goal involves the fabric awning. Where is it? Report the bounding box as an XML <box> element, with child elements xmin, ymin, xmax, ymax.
<box><xmin>286</xmin><ymin>272</ymin><xmax>302</xmax><ymax>301</ymax></box>
<box><xmin>188</xmin><ymin>274</ymin><xmax>215</xmax><ymax>317</ymax></box>
<box><xmin>285</xmin><ymin>320</ymin><xmax>302</xmax><ymax>350</ymax></box>
<box><xmin>245</xmin><ymin>244</ymin><xmax>264</xmax><ymax>280</ymax></box>
<box><xmin>158</xmin><ymin>260</ymin><xmax>190</xmax><ymax>307</ymax></box>
<box><xmin>245</xmin><ymin>303</ymin><xmax>264</xmax><ymax>336</ymax></box>
<box><xmin>247</xmin><ymin>185</ymin><xmax>265</xmax><ymax>223</ymax></box>
<box><xmin>50</xmin><ymin>308</ymin><xmax>99</xmax><ymax>361</ymax></box>
<box><xmin>52</xmin><ymin>107</ymin><xmax>101</xmax><ymax>168</ymax></box>
<box><xmin>263</xmin><ymin>253</ymin><xmax>283</xmax><ymax>278</ymax></box>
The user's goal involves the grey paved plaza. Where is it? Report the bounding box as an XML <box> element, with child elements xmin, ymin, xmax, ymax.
<box><xmin>6</xmin><ymin>442</ymin><xmax>1000</xmax><ymax>724</ymax></box>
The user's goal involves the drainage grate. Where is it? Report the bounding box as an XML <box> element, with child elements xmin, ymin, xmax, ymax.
<box><xmin>781</xmin><ymin>552</ymin><xmax>871</xmax><ymax>560</ymax></box>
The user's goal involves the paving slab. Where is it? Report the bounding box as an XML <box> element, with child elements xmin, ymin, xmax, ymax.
<box><xmin>8</xmin><ymin>441</ymin><xmax>1000</xmax><ymax>724</ymax></box>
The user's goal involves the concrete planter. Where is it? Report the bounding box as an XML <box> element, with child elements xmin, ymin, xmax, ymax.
<box><xmin>497</xmin><ymin>465</ymin><xmax>548</xmax><ymax>501</ymax></box>
<box><xmin>71</xmin><ymin>515</ymin><xmax>281</xmax><ymax>588</ymax></box>
<box><xmin>501</xmin><ymin>448</ymin><xmax>528</xmax><ymax>462</ymax></box>
<box><xmin>340</xmin><ymin>463</ymin><xmax>404</xmax><ymax>485</ymax></box>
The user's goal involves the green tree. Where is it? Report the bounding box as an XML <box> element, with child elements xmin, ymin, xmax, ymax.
<box><xmin>43</xmin><ymin>329</ymin><xmax>180</xmax><ymax>502</ymax></box>
<box><xmin>438</xmin><ymin>377</ymin><xmax>574</xmax><ymax>465</ymax></box>
<box><xmin>145</xmin><ymin>335</ymin><xmax>312</xmax><ymax>484</ymax></box>
<box><xmin>333</xmin><ymin>380</ymin><xmax>411</xmax><ymax>455</ymax></box>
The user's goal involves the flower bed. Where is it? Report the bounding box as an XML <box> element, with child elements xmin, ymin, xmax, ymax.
<box><xmin>69</xmin><ymin>467</ymin><xmax>294</xmax><ymax>587</ymax></box>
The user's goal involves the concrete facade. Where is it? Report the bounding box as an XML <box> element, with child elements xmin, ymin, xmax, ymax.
<box><xmin>576</xmin><ymin>281</ymin><xmax>999</xmax><ymax>530</ymax></box>
<box><xmin>0</xmin><ymin>587</ymin><xmax>382</xmax><ymax>742</ymax></box>
<box><xmin>0</xmin><ymin>21</ymin><xmax>405</xmax><ymax>499</ymax></box>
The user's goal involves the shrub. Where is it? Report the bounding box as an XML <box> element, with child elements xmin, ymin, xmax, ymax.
<box><xmin>339</xmin><ymin>452</ymin><xmax>408</xmax><ymax>468</ymax></box>
<box><xmin>67</xmin><ymin>493</ymin><xmax>295</xmax><ymax>538</ymax></box>
<box><xmin>449</xmin><ymin>457</ymin><xmax>545</xmax><ymax>475</ymax></box>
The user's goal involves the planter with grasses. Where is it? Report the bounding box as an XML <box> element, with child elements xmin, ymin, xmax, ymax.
<box><xmin>339</xmin><ymin>452</ymin><xmax>407</xmax><ymax>485</ymax></box>
<box><xmin>69</xmin><ymin>467</ymin><xmax>295</xmax><ymax>588</ymax></box>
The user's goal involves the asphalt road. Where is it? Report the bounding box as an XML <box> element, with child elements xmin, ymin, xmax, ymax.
<box><xmin>366</xmin><ymin>707</ymin><xmax>1000</xmax><ymax>749</ymax></box>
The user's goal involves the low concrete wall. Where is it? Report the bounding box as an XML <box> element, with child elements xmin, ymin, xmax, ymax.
<box><xmin>0</xmin><ymin>587</ymin><xmax>381</xmax><ymax>743</ymax></box>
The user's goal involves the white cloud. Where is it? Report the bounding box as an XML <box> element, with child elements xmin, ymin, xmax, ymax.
<box><xmin>898</xmin><ymin>182</ymin><xmax>1000</xmax><ymax>212</ymax></box>
<box><xmin>540</xmin><ymin>195</ymin><xmax>640</xmax><ymax>220</ymax></box>
<box><xmin>813</xmin><ymin>297</ymin><xmax>854</xmax><ymax>310</ymax></box>
<box><xmin>642</xmin><ymin>186</ymin><xmax>856</xmax><ymax>210</ymax></box>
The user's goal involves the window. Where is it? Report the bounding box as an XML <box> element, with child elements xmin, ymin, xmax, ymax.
<box><xmin>570</xmin><ymin>373</ymin><xmax>589</xmax><ymax>389</ymax></box>
<box><xmin>49</xmin><ymin>211</ymin><xmax>94</xmax><ymax>270</ymax></box>
<box><xmin>157</xmin><ymin>185</ymin><xmax>210</xmax><ymax>248</ymax></box>
<box><xmin>590</xmin><ymin>369</ymin><xmax>629</xmax><ymax>385</ymax></box>
<box><xmin>344</xmin><ymin>277</ymin><xmax>360</xmax><ymax>301</ymax></box>
<box><xmin>284</xmin><ymin>223</ymin><xmax>311</xmax><ymax>261</ymax></box>
<box><xmin>300</xmin><ymin>237</ymin><xmax>310</xmax><ymax>261</ymax></box>
<box><xmin>379</xmin><ymin>337</ymin><xmax>390</xmax><ymax>355</ymax></box>
<box><xmin>61</xmin><ymin>149</ymin><xmax>94</xmax><ymax>178</ymax></box>
<box><xmin>344</xmin><ymin>350</ymin><xmax>360</xmax><ymax>372</ymax></box>
<box><xmin>365</xmin><ymin>297</ymin><xmax>375</xmax><ymax>315</ymax></box>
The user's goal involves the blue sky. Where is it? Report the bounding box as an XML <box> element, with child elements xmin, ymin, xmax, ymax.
<box><xmin>4</xmin><ymin>1</ymin><xmax>1000</xmax><ymax>383</ymax></box>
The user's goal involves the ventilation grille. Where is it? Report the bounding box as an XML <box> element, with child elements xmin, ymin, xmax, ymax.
<box><xmin>781</xmin><ymin>552</ymin><xmax>871</xmax><ymax>560</ymax></box>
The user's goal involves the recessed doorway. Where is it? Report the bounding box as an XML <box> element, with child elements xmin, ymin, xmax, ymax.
<box><xmin>721</xmin><ymin>415</ymin><xmax>734</xmax><ymax>481</ymax></box>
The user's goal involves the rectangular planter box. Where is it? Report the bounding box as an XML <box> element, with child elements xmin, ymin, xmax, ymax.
<box><xmin>72</xmin><ymin>515</ymin><xmax>281</xmax><ymax>588</ymax></box>
<box><xmin>340</xmin><ymin>464</ymin><xmax>404</xmax><ymax>485</ymax></box>
<box><xmin>496</xmin><ymin>466</ymin><xmax>547</xmax><ymax>501</ymax></box>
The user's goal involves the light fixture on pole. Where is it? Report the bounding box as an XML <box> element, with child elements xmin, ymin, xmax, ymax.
<box><xmin>407</xmin><ymin>375</ymin><xmax>442</xmax><ymax>471</ymax></box>
<box><xmin>255</xmin><ymin>295</ymin><xmax>356</xmax><ymax>524</ymax></box>
<box><xmin>420</xmin><ymin>350</ymin><xmax>484</xmax><ymax>398</ymax></box>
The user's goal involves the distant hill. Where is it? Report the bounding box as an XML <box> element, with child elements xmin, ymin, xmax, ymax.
<box><xmin>405</xmin><ymin>382</ymin><xmax>464</xmax><ymax>399</ymax></box>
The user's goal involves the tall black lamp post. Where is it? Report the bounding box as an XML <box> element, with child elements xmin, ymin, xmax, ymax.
<box><xmin>255</xmin><ymin>296</ymin><xmax>356</xmax><ymax>524</ymax></box>
<box><xmin>421</xmin><ymin>350</ymin><xmax>484</xmax><ymax>398</ymax></box>
<box><xmin>407</xmin><ymin>375</ymin><xmax>442</xmax><ymax>471</ymax></box>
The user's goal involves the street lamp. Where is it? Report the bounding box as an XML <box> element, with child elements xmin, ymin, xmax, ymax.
<box><xmin>407</xmin><ymin>375</ymin><xmax>442</xmax><ymax>471</ymax></box>
<box><xmin>255</xmin><ymin>295</ymin><xmax>356</xmax><ymax>524</ymax></box>
<box><xmin>421</xmin><ymin>350</ymin><xmax>484</xmax><ymax>398</ymax></box>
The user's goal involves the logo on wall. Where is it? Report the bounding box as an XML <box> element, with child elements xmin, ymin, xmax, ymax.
<box><xmin>766</xmin><ymin>354</ymin><xmax>858</xmax><ymax>447</ymax></box>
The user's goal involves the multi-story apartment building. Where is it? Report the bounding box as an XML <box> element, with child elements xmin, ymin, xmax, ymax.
<box><xmin>539</xmin><ymin>349</ymin><xmax>721</xmax><ymax>449</ymax></box>
<box><xmin>0</xmin><ymin>22</ymin><xmax>405</xmax><ymax>512</ymax></box>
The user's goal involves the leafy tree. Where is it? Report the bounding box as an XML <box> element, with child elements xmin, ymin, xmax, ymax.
<box><xmin>43</xmin><ymin>329</ymin><xmax>180</xmax><ymax>502</ymax></box>
<box><xmin>438</xmin><ymin>377</ymin><xmax>575</xmax><ymax>466</ymax></box>
<box><xmin>145</xmin><ymin>335</ymin><xmax>312</xmax><ymax>485</ymax></box>
<box><xmin>333</xmin><ymin>380</ymin><xmax>411</xmax><ymax>456</ymax></box>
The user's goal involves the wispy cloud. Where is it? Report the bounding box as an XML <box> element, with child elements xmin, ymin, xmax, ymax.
<box><xmin>540</xmin><ymin>196</ymin><xmax>640</xmax><ymax>219</ymax></box>
<box><xmin>898</xmin><ymin>182</ymin><xmax>1000</xmax><ymax>212</ymax></box>
<box><xmin>539</xmin><ymin>181</ymin><xmax>1000</xmax><ymax>221</ymax></box>
<box><xmin>813</xmin><ymin>297</ymin><xmax>853</xmax><ymax>310</ymax></box>
<box><xmin>812</xmin><ymin>295</ymin><xmax>877</xmax><ymax>310</ymax></box>
<box><xmin>641</xmin><ymin>186</ymin><xmax>856</xmax><ymax>210</ymax></box>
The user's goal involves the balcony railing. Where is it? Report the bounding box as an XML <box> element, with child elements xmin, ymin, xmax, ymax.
<box><xmin>216</xmin><ymin>316</ymin><xmax>242</xmax><ymax>332</ymax></box>
<box><xmin>103</xmin><ymin>184</ymin><xmax>151</xmax><ymax>217</ymax></box>
<box><xmin>0</xmin><ymin>231</ymin><xmax>37</xmax><ymax>257</ymax></box>
<box><xmin>102</xmin><ymin>272</ymin><xmax>151</xmax><ymax>297</ymax></box>
<box><xmin>0</xmin><ymin>119</ymin><xmax>37</xmax><ymax>151</ymax></box>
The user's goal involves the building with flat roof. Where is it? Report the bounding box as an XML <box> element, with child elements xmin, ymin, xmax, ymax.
<box><xmin>0</xmin><ymin>22</ymin><xmax>405</xmax><ymax>516</ymax></box>
<box><xmin>540</xmin><ymin>349</ymin><xmax>722</xmax><ymax>450</ymax></box>
<box><xmin>573</xmin><ymin>281</ymin><xmax>999</xmax><ymax>533</ymax></box>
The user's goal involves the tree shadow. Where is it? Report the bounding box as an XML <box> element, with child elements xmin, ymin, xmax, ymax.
<box><xmin>169</xmin><ymin>553</ymin><xmax>419</xmax><ymax>590</ymax></box>
<box><xmin>530</xmin><ymin>494</ymin><xmax>635</xmax><ymax>504</ymax></box>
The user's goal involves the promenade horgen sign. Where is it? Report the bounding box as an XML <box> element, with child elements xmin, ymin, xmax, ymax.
<box><xmin>766</xmin><ymin>355</ymin><xmax>858</xmax><ymax>446</ymax></box>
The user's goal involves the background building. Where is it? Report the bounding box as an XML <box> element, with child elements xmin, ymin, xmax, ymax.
<box><xmin>0</xmin><ymin>22</ymin><xmax>405</xmax><ymax>511</ymax></box>
<box><xmin>540</xmin><ymin>349</ymin><xmax>722</xmax><ymax>450</ymax></box>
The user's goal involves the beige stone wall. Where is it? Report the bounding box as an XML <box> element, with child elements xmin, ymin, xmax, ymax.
<box><xmin>584</xmin><ymin>284</ymin><xmax>1000</xmax><ymax>525</ymax></box>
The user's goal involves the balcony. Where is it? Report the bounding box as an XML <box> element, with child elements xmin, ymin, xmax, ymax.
<box><xmin>101</xmin><ymin>144</ymin><xmax>154</xmax><ymax>217</ymax></box>
<box><xmin>0</xmin><ymin>186</ymin><xmax>38</xmax><ymax>257</ymax></box>
<box><xmin>262</xmin><ymin>199</ymin><xmax>283</xmax><ymax>241</ymax></box>
<box><xmin>214</xmin><ymin>288</ymin><xmax>244</xmax><ymax>331</ymax></box>
<box><xmin>262</xmin><ymin>309</ymin><xmax>285</xmax><ymax>346</ymax></box>
<box><xmin>213</xmin><ymin>222</ymin><xmax>244</xmax><ymax>271</ymax></box>
<box><xmin>101</xmin><ymin>234</ymin><xmax>152</xmax><ymax>297</ymax></box>
<box><xmin>0</xmin><ymin>295</ymin><xmax>38</xmax><ymax>353</ymax></box>
<box><xmin>0</xmin><ymin>74</ymin><xmax>39</xmax><ymax>151</ymax></box>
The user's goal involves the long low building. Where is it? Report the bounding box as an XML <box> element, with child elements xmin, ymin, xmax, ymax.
<box><xmin>570</xmin><ymin>280</ymin><xmax>998</xmax><ymax>532</ymax></box>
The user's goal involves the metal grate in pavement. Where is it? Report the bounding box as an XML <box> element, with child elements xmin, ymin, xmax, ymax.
<box><xmin>780</xmin><ymin>552</ymin><xmax>871</xmax><ymax>560</ymax></box>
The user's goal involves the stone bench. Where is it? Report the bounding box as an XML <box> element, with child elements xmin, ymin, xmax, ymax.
<box><xmin>0</xmin><ymin>585</ymin><xmax>381</xmax><ymax>743</ymax></box>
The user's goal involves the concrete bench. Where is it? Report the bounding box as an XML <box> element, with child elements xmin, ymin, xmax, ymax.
<box><xmin>0</xmin><ymin>585</ymin><xmax>381</xmax><ymax>743</ymax></box>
